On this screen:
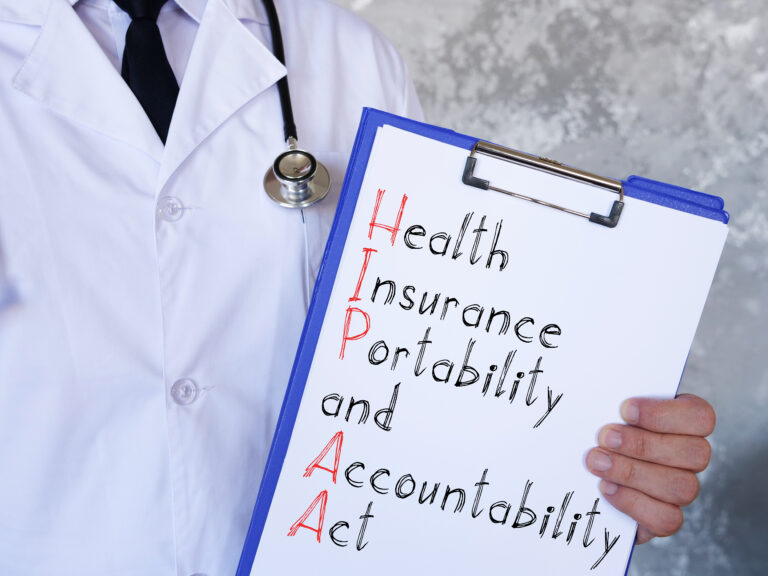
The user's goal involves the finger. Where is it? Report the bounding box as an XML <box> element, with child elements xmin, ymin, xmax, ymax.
<box><xmin>635</xmin><ymin>525</ymin><xmax>655</xmax><ymax>545</ymax></box>
<box><xmin>599</xmin><ymin>480</ymin><xmax>684</xmax><ymax>537</ymax></box>
<box><xmin>620</xmin><ymin>394</ymin><xmax>716</xmax><ymax>436</ymax></box>
<box><xmin>598</xmin><ymin>424</ymin><xmax>712</xmax><ymax>472</ymax></box>
<box><xmin>586</xmin><ymin>448</ymin><xmax>700</xmax><ymax>506</ymax></box>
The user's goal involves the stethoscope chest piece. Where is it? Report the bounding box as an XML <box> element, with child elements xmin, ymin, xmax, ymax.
<box><xmin>264</xmin><ymin>142</ymin><xmax>331</xmax><ymax>209</ymax></box>
<box><xmin>261</xmin><ymin>0</ymin><xmax>330</xmax><ymax>209</ymax></box>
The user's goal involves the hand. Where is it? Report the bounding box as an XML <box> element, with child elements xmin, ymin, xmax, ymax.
<box><xmin>586</xmin><ymin>394</ymin><xmax>715</xmax><ymax>544</ymax></box>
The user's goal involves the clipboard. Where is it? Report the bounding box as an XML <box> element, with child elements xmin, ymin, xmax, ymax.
<box><xmin>236</xmin><ymin>108</ymin><xmax>728</xmax><ymax>576</ymax></box>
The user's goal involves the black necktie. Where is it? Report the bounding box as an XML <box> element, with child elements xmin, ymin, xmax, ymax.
<box><xmin>114</xmin><ymin>0</ymin><xmax>179</xmax><ymax>143</ymax></box>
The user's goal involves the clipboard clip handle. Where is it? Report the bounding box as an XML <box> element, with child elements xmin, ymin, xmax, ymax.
<box><xmin>462</xmin><ymin>142</ymin><xmax>624</xmax><ymax>228</ymax></box>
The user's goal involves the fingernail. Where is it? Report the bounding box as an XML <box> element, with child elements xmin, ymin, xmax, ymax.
<box><xmin>600</xmin><ymin>480</ymin><xmax>619</xmax><ymax>496</ymax></box>
<box><xmin>588</xmin><ymin>450</ymin><xmax>613</xmax><ymax>472</ymax></box>
<box><xmin>621</xmin><ymin>400</ymin><xmax>640</xmax><ymax>424</ymax></box>
<box><xmin>603</xmin><ymin>429</ymin><xmax>622</xmax><ymax>449</ymax></box>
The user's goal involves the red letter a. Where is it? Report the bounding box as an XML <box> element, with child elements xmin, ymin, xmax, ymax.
<box><xmin>303</xmin><ymin>431</ymin><xmax>344</xmax><ymax>483</ymax></box>
<box><xmin>287</xmin><ymin>491</ymin><xmax>328</xmax><ymax>543</ymax></box>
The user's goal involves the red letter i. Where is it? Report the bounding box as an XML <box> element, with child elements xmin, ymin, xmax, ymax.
<box><xmin>349</xmin><ymin>248</ymin><xmax>377</xmax><ymax>302</ymax></box>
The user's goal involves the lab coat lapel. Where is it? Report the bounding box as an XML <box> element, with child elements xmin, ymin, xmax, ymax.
<box><xmin>158</xmin><ymin>0</ymin><xmax>287</xmax><ymax>188</ymax></box>
<box><xmin>11</xmin><ymin>0</ymin><xmax>165</xmax><ymax>162</ymax></box>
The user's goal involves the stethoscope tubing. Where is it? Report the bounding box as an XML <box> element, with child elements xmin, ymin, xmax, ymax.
<box><xmin>262</xmin><ymin>0</ymin><xmax>297</xmax><ymax>143</ymax></box>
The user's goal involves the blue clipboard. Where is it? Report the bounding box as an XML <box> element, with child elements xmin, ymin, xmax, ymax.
<box><xmin>235</xmin><ymin>108</ymin><xmax>728</xmax><ymax>576</ymax></box>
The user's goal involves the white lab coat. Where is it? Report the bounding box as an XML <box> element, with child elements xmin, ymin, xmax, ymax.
<box><xmin>0</xmin><ymin>0</ymin><xmax>422</xmax><ymax>574</ymax></box>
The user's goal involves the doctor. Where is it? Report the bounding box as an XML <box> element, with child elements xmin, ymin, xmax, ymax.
<box><xmin>0</xmin><ymin>0</ymin><xmax>716</xmax><ymax>575</ymax></box>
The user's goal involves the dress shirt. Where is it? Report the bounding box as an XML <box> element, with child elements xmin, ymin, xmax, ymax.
<box><xmin>74</xmin><ymin>0</ymin><xmax>197</xmax><ymax>83</ymax></box>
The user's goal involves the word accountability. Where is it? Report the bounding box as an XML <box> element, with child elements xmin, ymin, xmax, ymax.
<box><xmin>286</xmin><ymin>432</ymin><xmax>621</xmax><ymax>571</ymax></box>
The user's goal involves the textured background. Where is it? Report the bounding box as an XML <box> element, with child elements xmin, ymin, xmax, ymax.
<box><xmin>331</xmin><ymin>1</ymin><xmax>768</xmax><ymax>574</ymax></box>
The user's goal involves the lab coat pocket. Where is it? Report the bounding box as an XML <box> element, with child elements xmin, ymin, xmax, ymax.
<box><xmin>302</xmin><ymin>151</ymin><xmax>348</xmax><ymax>294</ymax></box>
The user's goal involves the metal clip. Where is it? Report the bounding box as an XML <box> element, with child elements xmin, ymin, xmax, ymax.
<box><xmin>462</xmin><ymin>141</ymin><xmax>624</xmax><ymax>228</ymax></box>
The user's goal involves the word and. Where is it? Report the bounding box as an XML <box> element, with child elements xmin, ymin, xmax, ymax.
<box><xmin>321</xmin><ymin>383</ymin><xmax>400</xmax><ymax>432</ymax></box>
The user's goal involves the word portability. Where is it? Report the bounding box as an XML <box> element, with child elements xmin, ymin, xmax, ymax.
<box><xmin>364</xmin><ymin>327</ymin><xmax>563</xmax><ymax>429</ymax></box>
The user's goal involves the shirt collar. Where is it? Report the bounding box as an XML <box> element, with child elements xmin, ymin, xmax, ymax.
<box><xmin>66</xmin><ymin>0</ymin><xmax>268</xmax><ymax>24</ymax></box>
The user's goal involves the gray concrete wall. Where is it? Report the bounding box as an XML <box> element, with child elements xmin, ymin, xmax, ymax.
<box><xmin>331</xmin><ymin>1</ymin><xmax>768</xmax><ymax>573</ymax></box>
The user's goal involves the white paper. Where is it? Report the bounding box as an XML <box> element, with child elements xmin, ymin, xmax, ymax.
<box><xmin>250</xmin><ymin>125</ymin><xmax>728</xmax><ymax>575</ymax></box>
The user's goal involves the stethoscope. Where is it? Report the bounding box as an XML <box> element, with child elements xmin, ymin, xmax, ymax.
<box><xmin>262</xmin><ymin>0</ymin><xmax>331</xmax><ymax>209</ymax></box>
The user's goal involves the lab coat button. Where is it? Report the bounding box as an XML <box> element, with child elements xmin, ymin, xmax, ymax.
<box><xmin>171</xmin><ymin>378</ymin><xmax>199</xmax><ymax>406</ymax></box>
<box><xmin>157</xmin><ymin>196</ymin><xmax>185</xmax><ymax>222</ymax></box>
